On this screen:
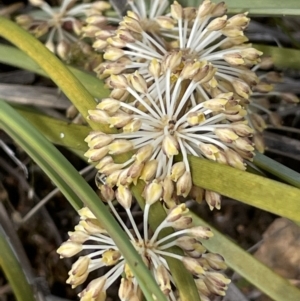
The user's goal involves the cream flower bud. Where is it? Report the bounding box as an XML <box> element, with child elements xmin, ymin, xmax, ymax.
<box><xmin>109</xmin><ymin>112</ymin><xmax>133</xmax><ymax>128</ymax></box>
<box><xmin>202</xmin><ymin>98</ymin><xmax>228</xmax><ymax>110</ymax></box>
<box><xmin>129</xmin><ymin>72</ymin><xmax>148</xmax><ymax>94</ymax></box>
<box><xmin>92</xmin><ymin>1</ymin><xmax>111</xmax><ymax>11</ymax></box>
<box><xmin>205</xmin><ymin>190</ymin><xmax>221</xmax><ymax>210</ymax></box>
<box><xmin>156</xmin><ymin>265</ymin><xmax>171</xmax><ymax>295</ymax></box>
<box><xmin>156</xmin><ymin>16</ymin><xmax>175</xmax><ymax>29</ymax></box>
<box><xmin>223</xmin><ymin>52</ymin><xmax>244</xmax><ymax>65</ymax></box>
<box><xmin>203</xmin><ymin>253</ymin><xmax>227</xmax><ymax>270</ymax></box>
<box><xmin>207</xmin><ymin>15</ymin><xmax>227</xmax><ymax>31</ymax></box>
<box><xmin>121</xmin><ymin>16</ymin><xmax>143</xmax><ymax>33</ymax></box>
<box><xmin>123</xmin><ymin>119</ymin><xmax>142</xmax><ymax>133</ymax></box>
<box><xmin>170</xmin><ymin>162</ymin><xmax>185</xmax><ymax>182</ymax></box>
<box><xmin>96</xmin><ymin>98</ymin><xmax>120</xmax><ymax>113</ymax></box>
<box><xmin>78</xmin><ymin>207</ymin><xmax>96</xmax><ymax>219</ymax></box>
<box><xmin>98</xmin><ymin>162</ymin><xmax>123</xmax><ymax>175</ymax></box>
<box><xmin>93</xmin><ymin>39</ymin><xmax>108</xmax><ymax>51</ymax></box>
<box><xmin>140</xmin><ymin>160</ymin><xmax>158</xmax><ymax>182</ymax></box>
<box><xmin>103</xmin><ymin>47</ymin><xmax>124</xmax><ymax>61</ymax></box>
<box><xmin>187</xmin><ymin>112</ymin><xmax>205</xmax><ymax>125</ymax></box>
<box><xmin>188</xmin><ymin>226</ymin><xmax>214</xmax><ymax>239</ymax></box>
<box><xmin>231</xmin><ymin>123</ymin><xmax>254</xmax><ymax>136</ymax></box>
<box><xmin>214</xmin><ymin>128</ymin><xmax>239</xmax><ymax>143</ymax></box>
<box><xmin>84</xmin><ymin>146</ymin><xmax>109</xmax><ymax>162</ymax></box>
<box><xmin>281</xmin><ymin>93</ymin><xmax>299</xmax><ymax>103</ymax></box>
<box><xmin>95</xmin><ymin>156</ymin><xmax>113</xmax><ymax>170</ymax></box>
<box><xmin>135</xmin><ymin>144</ymin><xmax>154</xmax><ymax>163</ymax></box>
<box><xmin>119</xmin><ymin>278</ymin><xmax>137</xmax><ymax>301</ymax></box>
<box><xmin>85</xmin><ymin>132</ymin><xmax>114</xmax><ymax>149</ymax></box>
<box><xmin>102</xmin><ymin>249</ymin><xmax>121</xmax><ymax>266</ymax></box>
<box><xmin>116</xmin><ymin>185</ymin><xmax>132</xmax><ymax>209</ymax></box>
<box><xmin>78</xmin><ymin>276</ymin><xmax>106</xmax><ymax>300</ymax></box>
<box><xmin>149</xmin><ymin>58</ymin><xmax>161</xmax><ymax>78</ymax></box>
<box><xmin>176</xmin><ymin>171</ymin><xmax>192</xmax><ymax>197</ymax></box>
<box><xmin>182</xmin><ymin>257</ymin><xmax>205</xmax><ymax>276</ymax></box>
<box><xmin>162</xmin><ymin>177</ymin><xmax>174</xmax><ymax>204</ymax></box>
<box><xmin>249</xmin><ymin>113</ymin><xmax>267</xmax><ymax>132</ymax></box>
<box><xmin>88</xmin><ymin>109</ymin><xmax>109</xmax><ymax>123</ymax></box>
<box><xmin>171</xmin><ymin>1</ymin><xmax>183</xmax><ymax>19</ymax></box>
<box><xmin>204</xmin><ymin>272</ymin><xmax>231</xmax><ymax>296</ymax></box>
<box><xmin>176</xmin><ymin>236</ymin><xmax>197</xmax><ymax>251</ymax></box>
<box><xmin>143</xmin><ymin>181</ymin><xmax>163</xmax><ymax>205</ymax></box>
<box><xmin>172</xmin><ymin>216</ymin><xmax>193</xmax><ymax>229</ymax></box>
<box><xmin>166</xmin><ymin>204</ymin><xmax>189</xmax><ymax>222</ymax></box>
<box><xmin>56</xmin><ymin>40</ymin><xmax>70</xmax><ymax>60</ymax></box>
<box><xmin>99</xmin><ymin>184</ymin><xmax>115</xmax><ymax>202</ymax></box>
<box><xmin>127</xmin><ymin>161</ymin><xmax>144</xmax><ymax>179</ymax></box>
<box><xmin>253</xmin><ymin>133</ymin><xmax>265</xmax><ymax>153</ymax></box>
<box><xmin>197</xmin><ymin>0</ymin><xmax>213</xmax><ymax>17</ymax></box>
<box><xmin>189</xmin><ymin>185</ymin><xmax>204</xmax><ymax>204</ymax></box>
<box><xmin>105</xmin><ymin>169</ymin><xmax>122</xmax><ymax>186</ymax></box>
<box><xmin>232</xmin><ymin>79</ymin><xmax>251</xmax><ymax>99</ymax></box>
<box><xmin>199</xmin><ymin>144</ymin><xmax>220</xmax><ymax>161</ymax></box>
<box><xmin>108</xmin><ymin>139</ymin><xmax>133</xmax><ymax>155</ymax></box>
<box><xmin>162</xmin><ymin>134</ymin><xmax>179</xmax><ymax>157</ymax></box>
<box><xmin>45</xmin><ymin>40</ymin><xmax>55</xmax><ymax>53</ymax></box>
<box><xmin>57</xmin><ymin>241</ymin><xmax>83</xmax><ymax>258</ymax></box>
<box><xmin>233</xmin><ymin>137</ymin><xmax>254</xmax><ymax>152</ymax></box>
<box><xmin>79</xmin><ymin>219</ymin><xmax>107</xmax><ymax>235</ymax></box>
<box><xmin>69</xmin><ymin>255</ymin><xmax>90</xmax><ymax>278</ymax></box>
<box><xmin>163</xmin><ymin>51</ymin><xmax>182</xmax><ymax>71</ymax></box>
<box><xmin>68</xmin><ymin>230</ymin><xmax>89</xmax><ymax>243</ymax></box>
<box><xmin>211</xmin><ymin>1</ymin><xmax>227</xmax><ymax>17</ymax></box>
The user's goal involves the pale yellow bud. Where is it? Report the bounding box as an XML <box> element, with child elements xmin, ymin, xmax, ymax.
<box><xmin>232</xmin><ymin>79</ymin><xmax>251</xmax><ymax>99</ymax></box>
<box><xmin>123</xmin><ymin>119</ymin><xmax>142</xmax><ymax>133</ymax></box>
<box><xmin>227</xmin><ymin>13</ymin><xmax>249</xmax><ymax>28</ymax></box>
<box><xmin>233</xmin><ymin>137</ymin><xmax>254</xmax><ymax>152</ymax></box>
<box><xmin>183</xmin><ymin>257</ymin><xmax>205</xmax><ymax>276</ymax></box>
<box><xmin>105</xmin><ymin>169</ymin><xmax>122</xmax><ymax>186</ymax></box>
<box><xmin>207</xmin><ymin>15</ymin><xmax>227</xmax><ymax>31</ymax></box>
<box><xmin>163</xmin><ymin>51</ymin><xmax>182</xmax><ymax>71</ymax></box>
<box><xmin>69</xmin><ymin>255</ymin><xmax>90</xmax><ymax>278</ymax></box>
<box><xmin>189</xmin><ymin>185</ymin><xmax>204</xmax><ymax>204</ymax></box>
<box><xmin>92</xmin><ymin>1</ymin><xmax>111</xmax><ymax>11</ymax></box>
<box><xmin>29</xmin><ymin>0</ymin><xmax>44</xmax><ymax>7</ymax></box>
<box><xmin>162</xmin><ymin>134</ymin><xmax>179</xmax><ymax>157</ymax></box>
<box><xmin>171</xmin><ymin>1</ymin><xmax>183</xmax><ymax>19</ymax></box>
<box><xmin>95</xmin><ymin>156</ymin><xmax>113</xmax><ymax>170</ymax></box>
<box><xmin>84</xmin><ymin>146</ymin><xmax>109</xmax><ymax>162</ymax></box>
<box><xmin>162</xmin><ymin>177</ymin><xmax>174</xmax><ymax>205</ymax></box>
<box><xmin>187</xmin><ymin>112</ymin><xmax>206</xmax><ymax>125</ymax></box>
<box><xmin>78</xmin><ymin>207</ymin><xmax>96</xmax><ymax>219</ymax></box>
<box><xmin>57</xmin><ymin>241</ymin><xmax>82</xmax><ymax>258</ymax></box>
<box><xmin>93</xmin><ymin>39</ymin><xmax>108</xmax><ymax>51</ymax></box>
<box><xmin>80</xmin><ymin>219</ymin><xmax>107</xmax><ymax>235</ymax></box>
<box><xmin>199</xmin><ymin>144</ymin><xmax>220</xmax><ymax>161</ymax></box>
<box><xmin>108</xmin><ymin>139</ymin><xmax>133</xmax><ymax>155</ymax></box>
<box><xmin>202</xmin><ymin>98</ymin><xmax>228</xmax><ymax>111</ymax></box>
<box><xmin>254</xmin><ymin>82</ymin><xmax>273</xmax><ymax>93</ymax></box>
<box><xmin>45</xmin><ymin>40</ymin><xmax>55</xmax><ymax>53</ymax></box>
<box><xmin>249</xmin><ymin>113</ymin><xmax>267</xmax><ymax>132</ymax></box>
<box><xmin>68</xmin><ymin>230</ymin><xmax>89</xmax><ymax>243</ymax></box>
<box><xmin>143</xmin><ymin>181</ymin><xmax>163</xmax><ymax>205</ymax></box>
<box><xmin>129</xmin><ymin>71</ymin><xmax>148</xmax><ymax>94</ymax></box>
<box><xmin>211</xmin><ymin>1</ymin><xmax>227</xmax><ymax>17</ymax></box>
<box><xmin>281</xmin><ymin>93</ymin><xmax>299</xmax><ymax>103</ymax></box>
<box><xmin>188</xmin><ymin>225</ymin><xmax>214</xmax><ymax>239</ymax></box>
<box><xmin>96</xmin><ymin>98</ymin><xmax>120</xmax><ymax>113</ymax></box>
<box><xmin>98</xmin><ymin>162</ymin><xmax>123</xmax><ymax>175</ymax></box>
<box><xmin>155</xmin><ymin>16</ymin><xmax>175</xmax><ymax>29</ymax></box>
<box><xmin>104</xmin><ymin>47</ymin><xmax>124</xmax><ymax>61</ymax></box>
<box><xmin>149</xmin><ymin>58</ymin><xmax>161</xmax><ymax>78</ymax></box>
<box><xmin>166</xmin><ymin>204</ymin><xmax>188</xmax><ymax>222</ymax></box>
<box><xmin>231</xmin><ymin>123</ymin><xmax>254</xmax><ymax>136</ymax></box>
<box><xmin>176</xmin><ymin>171</ymin><xmax>192</xmax><ymax>197</ymax></box>
<box><xmin>156</xmin><ymin>265</ymin><xmax>171</xmax><ymax>295</ymax></box>
<box><xmin>88</xmin><ymin>109</ymin><xmax>109</xmax><ymax>123</ymax></box>
<box><xmin>102</xmin><ymin>249</ymin><xmax>121</xmax><ymax>266</ymax></box>
<box><xmin>140</xmin><ymin>160</ymin><xmax>158</xmax><ymax>182</ymax></box>
<box><xmin>121</xmin><ymin>16</ymin><xmax>143</xmax><ymax>33</ymax></box>
<box><xmin>119</xmin><ymin>278</ymin><xmax>136</xmax><ymax>301</ymax></box>
<box><xmin>225</xmin><ymin>149</ymin><xmax>245</xmax><ymax>170</ymax></box>
<box><xmin>204</xmin><ymin>253</ymin><xmax>227</xmax><ymax>270</ymax></box>
<box><xmin>170</xmin><ymin>162</ymin><xmax>185</xmax><ymax>182</ymax></box>
<box><xmin>116</xmin><ymin>185</ymin><xmax>132</xmax><ymax>209</ymax></box>
<box><xmin>214</xmin><ymin>128</ymin><xmax>239</xmax><ymax>143</ymax></box>
<box><xmin>109</xmin><ymin>112</ymin><xmax>133</xmax><ymax>128</ymax></box>
<box><xmin>204</xmin><ymin>272</ymin><xmax>231</xmax><ymax>296</ymax></box>
<box><xmin>197</xmin><ymin>0</ymin><xmax>213</xmax><ymax>18</ymax></box>
<box><xmin>253</xmin><ymin>133</ymin><xmax>265</xmax><ymax>153</ymax></box>
<box><xmin>223</xmin><ymin>52</ymin><xmax>244</xmax><ymax>65</ymax></box>
<box><xmin>78</xmin><ymin>276</ymin><xmax>106</xmax><ymax>300</ymax></box>
<box><xmin>99</xmin><ymin>184</ymin><xmax>115</xmax><ymax>202</ymax></box>
<box><xmin>127</xmin><ymin>161</ymin><xmax>144</xmax><ymax>179</ymax></box>
<box><xmin>205</xmin><ymin>190</ymin><xmax>221</xmax><ymax>210</ymax></box>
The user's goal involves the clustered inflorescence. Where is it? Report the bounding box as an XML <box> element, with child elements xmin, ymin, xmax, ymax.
<box><xmin>55</xmin><ymin>0</ymin><xmax>276</xmax><ymax>299</ymax></box>
<box><xmin>58</xmin><ymin>194</ymin><xmax>230</xmax><ymax>301</ymax></box>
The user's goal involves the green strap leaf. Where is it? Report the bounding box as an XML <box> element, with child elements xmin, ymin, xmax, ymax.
<box><xmin>0</xmin><ymin>227</ymin><xmax>35</xmax><ymax>301</ymax></box>
<box><xmin>187</xmin><ymin>155</ymin><xmax>300</xmax><ymax>222</ymax></box>
<box><xmin>0</xmin><ymin>100</ymin><xmax>167</xmax><ymax>301</ymax></box>
<box><xmin>179</xmin><ymin>0</ymin><xmax>300</xmax><ymax>16</ymax></box>
<box><xmin>191</xmin><ymin>213</ymin><xmax>300</xmax><ymax>301</ymax></box>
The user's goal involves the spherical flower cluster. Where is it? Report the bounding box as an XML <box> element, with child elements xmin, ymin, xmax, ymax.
<box><xmin>85</xmin><ymin>0</ymin><xmax>261</xmax><ymax>210</ymax></box>
<box><xmin>15</xmin><ymin>0</ymin><xmax>111</xmax><ymax>60</ymax></box>
<box><xmin>57</xmin><ymin>188</ymin><xmax>230</xmax><ymax>301</ymax></box>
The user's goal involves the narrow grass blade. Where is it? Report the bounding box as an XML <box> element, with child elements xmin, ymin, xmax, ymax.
<box><xmin>186</xmin><ymin>155</ymin><xmax>300</xmax><ymax>222</ymax></box>
<box><xmin>0</xmin><ymin>44</ymin><xmax>109</xmax><ymax>100</ymax></box>
<box><xmin>0</xmin><ymin>100</ymin><xmax>167</xmax><ymax>301</ymax></box>
<box><xmin>179</xmin><ymin>0</ymin><xmax>300</xmax><ymax>16</ymax></box>
<box><xmin>254</xmin><ymin>152</ymin><xmax>300</xmax><ymax>189</ymax></box>
<box><xmin>191</xmin><ymin>213</ymin><xmax>300</xmax><ymax>301</ymax></box>
<box><xmin>0</xmin><ymin>227</ymin><xmax>35</xmax><ymax>301</ymax></box>
<box><xmin>0</xmin><ymin>17</ymin><xmax>111</xmax><ymax>133</ymax></box>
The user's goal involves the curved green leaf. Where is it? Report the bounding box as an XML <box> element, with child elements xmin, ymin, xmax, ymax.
<box><xmin>191</xmin><ymin>213</ymin><xmax>300</xmax><ymax>301</ymax></box>
<box><xmin>187</xmin><ymin>155</ymin><xmax>300</xmax><ymax>222</ymax></box>
<box><xmin>179</xmin><ymin>0</ymin><xmax>300</xmax><ymax>16</ymax></box>
<box><xmin>0</xmin><ymin>100</ymin><xmax>167</xmax><ymax>301</ymax></box>
<box><xmin>0</xmin><ymin>227</ymin><xmax>35</xmax><ymax>301</ymax></box>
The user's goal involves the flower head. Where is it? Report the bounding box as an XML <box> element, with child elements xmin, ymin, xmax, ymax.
<box><xmin>86</xmin><ymin>0</ymin><xmax>262</xmax><ymax>209</ymax></box>
<box><xmin>16</xmin><ymin>0</ymin><xmax>110</xmax><ymax>60</ymax></box>
<box><xmin>57</xmin><ymin>192</ymin><xmax>230</xmax><ymax>300</ymax></box>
